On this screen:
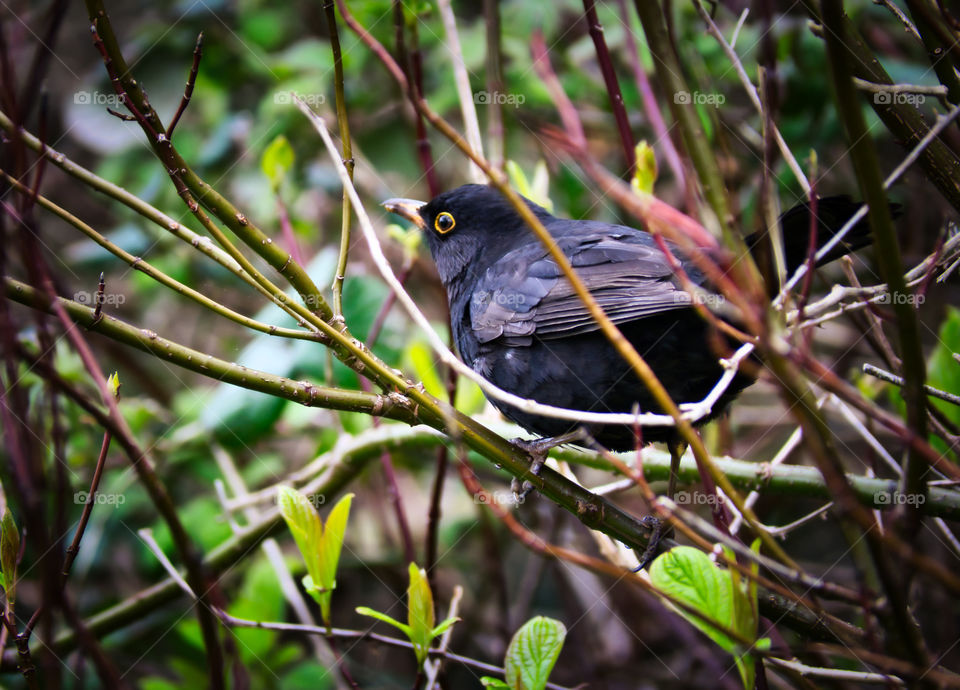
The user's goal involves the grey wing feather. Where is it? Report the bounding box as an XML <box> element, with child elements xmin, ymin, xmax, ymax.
<box><xmin>470</xmin><ymin>234</ymin><xmax>693</xmax><ymax>344</ymax></box>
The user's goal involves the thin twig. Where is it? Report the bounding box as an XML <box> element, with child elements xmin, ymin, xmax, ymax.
<box><xmin>863</xmin><ymin>363</ymin><xmax>960</xmax><ymax>407</ymax></box>
<box><xmin>693</xmin><ymin>0</ymin><xmax>811</xmax><ymax>195</ymax></box>
<box><xmin>166</xmin><ymin>32</ymin><xmax>203</xmax><ymax>138</ymax></box>
<box><xmin>582</xmin><ymin>0</ymin><xmax>636</xmax><ymax>169</ymax></box>
<box><xmin>436</xmin><ymin>0</ymin><xmax>484</xmax><ymax>182</ymax></box>
<box><xmin>325</xmin><ymin>0</ymin><xmax>354</xmax><ymax>317</ymax></box>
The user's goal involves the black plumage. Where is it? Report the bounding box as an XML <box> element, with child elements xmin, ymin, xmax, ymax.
<box><xmin>385</xmin><ymin>184</ymin><xmax>875</xmax><ymax>450</ymax></box>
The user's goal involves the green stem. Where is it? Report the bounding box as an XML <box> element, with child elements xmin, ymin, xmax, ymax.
<box><xmin>820</xmin><ymin>0</ymin><xmax>929</xmax><ymax>541</ymax></box>
<box><xmin>905</xmin><ymin>0</ymin><xmax>960</xmax><ymax>104</ymax></box>
<box><xmin>800</xmin><ymin>0</ymin><xmax>960</xmax><ymax>212</ymax></box>
<box><xmin>0</xmin><ymin>110</ymin><xmax>251</xmax><ymax>286</ymax></box>
<box><xmin>23</xmin><ymin>424</ymin><xmax>899</xmax><ymax>664</ymax></box>
<box><xmin>324</xmin><ymin>0</ymin><xmax>354</xmax><ymax>317</ymax></box>
<box><xmin>1</xmin><ymin>174</ymin><xmax>318</xmax><ymax>341</ymax></box>
<box><xmin>335</xmin><ymin>0</ymin><xmax>796</xmax><ymax>568</ymax></box>
<box><xmin>6</xmin><ymin>276</ymin><xmax>663</xmax><ymax>560</ymax></box>
<box><xmin>5</xmin><ymin>278</ymin><xmax>418</xmax><ymax>422</ymax></box>
<box><xmin>84</xmin><ymin>0</ymin><xmax>330</xmax><ymax>320</ymax></box>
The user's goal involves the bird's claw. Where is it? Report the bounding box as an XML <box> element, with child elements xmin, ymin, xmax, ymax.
<box><xmin>509</xmin><ymin>433</ymin><xmax>573</xmax><ymax>502</ymax></box>
<box><xmin>633</xmin><ymin>515</ymin><xmax>666</xmax><ymax>571</ymax></box>
<box><xmin>511</xmin><ymin>476</ymin><xmax>535</xmax><ymax>502</ymax></box>
<box><xmin>510</xmin><ymin>443</ymin><xmax>547</xmax><ymax>502</ymax></box>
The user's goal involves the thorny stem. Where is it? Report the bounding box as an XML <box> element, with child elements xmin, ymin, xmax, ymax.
<box><xmin>85</xmin><ymin>2</ymin><xmax>330</xmax><ymax>321</ymax></box>
<box><xmin>166</xmin><ymin>32</ymin><xmax>202</xmax><ymax>139</ymax></box>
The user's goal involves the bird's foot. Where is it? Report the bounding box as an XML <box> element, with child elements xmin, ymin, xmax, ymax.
<box><xmin>510</xmin><ymin>476</ymin><xmax>535</xmax><ymax>503</ymax></box>
<box><xmin>509</xmin><ymin>430</ymin><xmax>587</xmax><ymax>501</ymax></box>
<box><xmin>633</xmin><ymin>515</ymin><xmax>667</xmax><ymax>571</ymax></box>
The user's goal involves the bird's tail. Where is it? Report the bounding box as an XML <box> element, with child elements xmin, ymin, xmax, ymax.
<box><xmin>745</xmin><ymin>196</ymin><xmax>899</xmax><ymax>277</ymax></box>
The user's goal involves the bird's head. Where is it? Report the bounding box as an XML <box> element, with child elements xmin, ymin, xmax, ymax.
<box><xmin>383</xmin><ymin>184</ymin><xmax>552</xmax><ymax>288</ymax></box>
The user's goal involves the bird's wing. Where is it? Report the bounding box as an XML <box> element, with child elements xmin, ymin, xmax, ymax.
<box><xmin>470</xmin><ymin>231</ymin><xmax>694</xmax><ymax>344</ymax></box>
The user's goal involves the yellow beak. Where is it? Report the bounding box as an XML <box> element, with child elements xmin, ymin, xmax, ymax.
<box><xmin>382</xmin><ymin>198</ymin><xmax>427</xmax><ymax>230</ymax></box>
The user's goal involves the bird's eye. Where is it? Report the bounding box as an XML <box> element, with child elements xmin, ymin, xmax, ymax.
<box><xmin>434</xmin><ymin>212</ymin><xmax>456</xmax><ymax>234</ymax></box>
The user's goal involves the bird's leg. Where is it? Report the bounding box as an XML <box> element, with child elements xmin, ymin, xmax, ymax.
<box><xmin>667</xmin><ymin>439</ymin><xmax>687</xmax><ymax>500</ymax></box>
<box><xmin>633</xmin><ymin>515</ymin><xmax>666</xmax><ymax>571</ymax></box>
<box><xmin>510</xmin><ymin>429</ymin><xmax>587</xmax><ymax>501</ymax></box>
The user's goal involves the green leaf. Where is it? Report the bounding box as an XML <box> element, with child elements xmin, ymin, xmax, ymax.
<box><xmin>926</xmin><ymin>307</ymin><xmax>960</xmax><ymax>453</ymax></box>
<box><xmin>386</xmin><ymin>223</ymin><xmax>422</xmax><ymax>262</ymax></box>
<box><xmin>0</xmin><ymin>508</ymin><xmax>20</xmax><ymax>606</ymax></box>
<box><xmin>529</xmin><ymin>160</ymin><xmax>552</xmax><ymax>212</ymax></box>
<box><xmin>431</xmin><ymin>615</ymin><xmax>460</xmax><ymax>638</ymax></box>
<box><xmin>356</xmin><ymin>563</ymin><xmax>458</xmax><ymax>670</ymax></box>
<box><xmin>1</xmin><ymin>509</ymin><xmax>19</xmax><ymax>604</ymax></box>
<box><xmin>261</xmin><ymin>134</ymin><xmax>295</xmax><ymax>192</ymax></box>
<box><xmin>504</xmin><ymin>616</ymin><xmax>566</xmax><ymax>690</ymax></box>
<box><xmin>107</xmin><ymin>371</ymin><xmax>121</xmax><ymax>399</ymax></box>
<box><xmin>506</xmin><ymin>159</ymin><xmax>553</xmax><ymax>213</ymax></box>
<box><xmin>316</xmin><ymin>493</ymin><xmax>354</xmax><ymax>623</ymax></box>
<box><xmin>407</xmin><ymin>563</ymin><xmax>435</xmax><ymax>667</ymax></box>
<box><xmin>407</xmin><ymin>340</ymin><xmax>446</xmax><ymax>399</ymax></box>
<box><xmin>651</xmin><ymin>546</ymin><xmax>734</xmax><ymax>649</ymax></box>
<box><xmin>229</xmin><ymin>555</ymin><xmax>284</xmax><ymax>663</ymax></box>
<box><xmin>355</xmin><ymin>606</ymin><xmax>411</xmax><ymax>638</ymax></box>
<box><xmin>277</xmin><ymin>487</ymin><xmax>323</xmax><ymax>586</ymax></box>
<box><xmin>631</xmin><ymin>140</ymin><xmax>658</xmax><ymax>195</ymax></box>
<box><xmin>481</xmin><ymin>678</ymin><xmax>511</xmax><ymax>688</ymax></box>
<box><xmin>650</xmin><ymin>546</ymin><xmax>759</xmax><ymax>690</ymax></box>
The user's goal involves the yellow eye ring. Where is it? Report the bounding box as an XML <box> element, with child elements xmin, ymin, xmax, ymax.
<box><xmin>434</xmin><ymin>212</ymin><xmax>456</xmax><ymax>234</ymax></box>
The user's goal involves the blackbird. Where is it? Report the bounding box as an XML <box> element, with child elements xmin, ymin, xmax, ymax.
<box><xmin>384</xmin><ymin>184</ymin><xmax>875</xmax><ymax>452</ymax></box>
